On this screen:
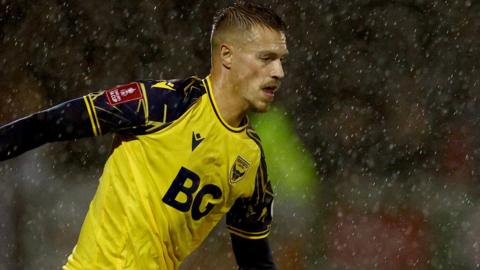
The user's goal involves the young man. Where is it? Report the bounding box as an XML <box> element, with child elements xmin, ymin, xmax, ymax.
<box><xmin>0</xmin><ymin>2</ymin><xmax>288</xmax><ymax>269</ymax></box>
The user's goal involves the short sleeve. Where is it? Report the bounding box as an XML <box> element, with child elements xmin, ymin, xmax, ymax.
<box><xmin>226</xmin><ymin>157</ymin><xmax>274</xmax><ymax>239</ymax></box>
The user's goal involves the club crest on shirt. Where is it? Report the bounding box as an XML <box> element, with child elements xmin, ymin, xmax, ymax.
<box><xmin>229</xmin><ymin>155</ymin><xmax>250</xmax><ymax>184</ymax></box>
<box><xmin>105</xmin><ymin>82</ymin><xmax>143</xmax><ymax>106</ymax></box>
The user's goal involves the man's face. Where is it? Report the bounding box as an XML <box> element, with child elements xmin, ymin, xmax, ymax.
<box><xmin>231</xmin><ymin>25</ymin><xmax>288</xmax><ymax>112</ymax></box>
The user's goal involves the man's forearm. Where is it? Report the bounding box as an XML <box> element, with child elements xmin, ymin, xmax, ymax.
<box><xmin>231</xmin><ymin>234</ymin><xmax>277</xmax><ymax>270</ymax></box>
<box><xmin>0</xmin><ymin>98</ymin><xmax>93</xmax><ymax>161</ymax></box>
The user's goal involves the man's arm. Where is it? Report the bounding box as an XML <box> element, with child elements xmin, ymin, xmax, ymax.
<box><xmin>231</xmin><ymin>234</ymin><xmax>276</xmax><ymax>270</ymax></box>
<box><xmin>0</xmin><ymin>98</ymin><xmax>93</xmax><ymax>161</ymax></box>
<box><xmin>0</xmin><ymin>78</ymin><xmax>205</xmax><ymax>161</ymax></box>
<box><xmin>227</xmin><ymin>128</ymin><xmax>276</xmax><ymax>269</ymax></box>
<box><xmin>0</xmin><ymin>81</ymin><xmax>148</xmax><ymax>161</ymax></box>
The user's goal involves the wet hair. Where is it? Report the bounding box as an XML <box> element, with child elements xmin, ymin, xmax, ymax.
<box><xmin>211</xmin><ymin>1</ymin><xmax>287</xmax><ymax>50</ymax></box>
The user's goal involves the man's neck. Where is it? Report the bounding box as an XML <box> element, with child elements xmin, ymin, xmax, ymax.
<box><xmin>209</xmin><ymin>73</ymin><xmax>247</xmax><ymax>128</ymax></box>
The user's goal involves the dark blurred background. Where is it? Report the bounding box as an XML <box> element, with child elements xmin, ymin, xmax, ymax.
<box><xmin>2</xmin><ymin>0</ymin><xmax>480</xmax><ymax>269</ymax></box>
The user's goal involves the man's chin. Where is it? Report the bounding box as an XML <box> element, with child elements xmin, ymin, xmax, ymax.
<box><xmin>251</xmin><ymin>103</ymin><xmax>271</xmax><ymax>113</ymax></box>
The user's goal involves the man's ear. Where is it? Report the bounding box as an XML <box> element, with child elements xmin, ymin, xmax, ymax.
<box><xmin>220</xmin><ymin>44</ymin><xmax>233</xmax><ymax>69</ymax></box>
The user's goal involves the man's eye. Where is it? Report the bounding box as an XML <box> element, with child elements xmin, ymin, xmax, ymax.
<box><xmin>260</xmin><ymin>56</ymin><xmax>271</xmax><ymax>62</ymax></box>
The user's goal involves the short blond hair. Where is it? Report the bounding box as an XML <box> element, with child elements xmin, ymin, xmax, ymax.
<box><xmin>210</xmin><ymin>2</ymin><xmax>286</xmax><ymax>51</ymax></box>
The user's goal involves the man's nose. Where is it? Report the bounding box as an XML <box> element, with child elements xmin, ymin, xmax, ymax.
<box><xmin>271</xmin><ymin>60</ymin><xmax>285</xmax><ymax>80</ymax></box>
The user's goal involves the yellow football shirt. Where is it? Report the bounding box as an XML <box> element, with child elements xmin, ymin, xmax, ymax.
<box><xmin>63</xmin><ymin>76</ymin><xmax>274</xmax><ymax>269</ymax></box>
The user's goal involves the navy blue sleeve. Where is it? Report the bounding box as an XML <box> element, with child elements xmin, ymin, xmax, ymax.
<box><xmin>85</xmin><ymin>78</ymin><xmax>204</xmax><ymax>136</ymax></box>
<box><xmin>0</xmin><ymin>77</ymin><xmax>205</xmax><ymax>161</ymax></box>
<box><xmin>0</xmin><ymin>98</ymin><xmax>93</xmax><ymax>161</ymax></box>
<box><xmin>231</xmin><ymin>234</ymin><xmax>276</xmax><ymax>270</ymax></box>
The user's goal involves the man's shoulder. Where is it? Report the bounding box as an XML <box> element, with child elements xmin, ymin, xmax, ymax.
<box><xmin>245</xmin><ymin>125</ymin><xmax>266</xmax><ymax>156</ymax></box>
<box><xmin>139</xmin><ymin>76</ymin><xmax>206</xmax><ymax>98</ymax></box>
<box><xmin>245</xmin><ymin>124</ymin><xmax>262</xmax><ymax>142</ymax></box>
<box><xmin>136</xmin><ymin>76</ymin><xmax>207</xmax><ymax>124</ymax></box>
